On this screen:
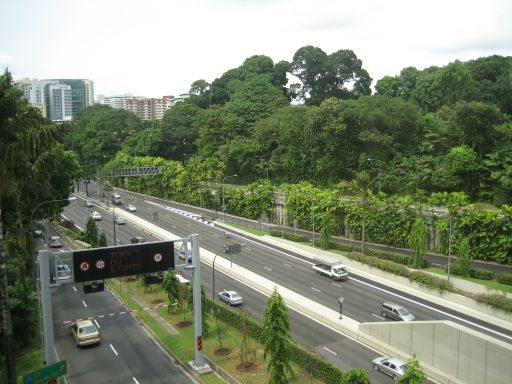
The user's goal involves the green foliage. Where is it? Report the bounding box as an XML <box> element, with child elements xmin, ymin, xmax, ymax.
<box><xmin>269</xmin><ymin>231</ymin><xmax>309</xmax><ymax>243</ymax></box>
<box><xmin>408</xmin><ymin>271</ymin><xmax>452</xmax><ymax>292</ymax></box>
<box><xmin>81</xmin><ymin>218</ymin><xmax>99</xmax><ymax>246</ymax></box>
<box><xmin>396</xmin><ymin>353</ymin><xmax>427</xmax><ymax>384</ymax></box>
<box><xmin>7</xmin><ymin>277</ymin><xmax>38</xmax><ymax>351</ymax></box>
<box><xmin>497</xmin><ymin>273</ymin><xmax>512</xmax><ymax>286</ymax></box>
<box><xmin>98</xmin><ymin>232</ymin><xmax>107</xmax><ymax>247</ymax></box>
<box><xmin>473</xmin><ymin>294</ymin><xmax>512</xmax><ymax>312</ymax></box>
<box><xmin>452</xmin><ymin>238</ymin><xmax>471</xmax><ymax>277</ymax></box>
<box><xmin>262</xmin><ymin>289</ymin><xmax>294</xmax><ymax>384</ymax></box>
<box><xmin>342</xmin><ymin>368</ymin><xmax>372</xmax><ymax>384</ymax></box>
<box><xmin>408</xmin><ymin>217</ymin><xmax>427</xmax><ymax>268</ymax></box>
<box><xmin>469</xmin><ymin>268</ymin><xmax>494</xmax><ymax>280</ymax></box>
<box><xmin>68</xmin><ymin>104</ymin><xmax>144</xmax><ymax>177</ymax></box>
<box><xmin>162</xmin><ymin>271</ymin><xmax>180</xmax><ymax>313</ymax></box>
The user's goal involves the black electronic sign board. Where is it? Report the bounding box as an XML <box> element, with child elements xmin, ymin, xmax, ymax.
<box><xmin>73</xmin><ymin>241</ymin><xmax>174</xmax><ymax>283</ymax></box>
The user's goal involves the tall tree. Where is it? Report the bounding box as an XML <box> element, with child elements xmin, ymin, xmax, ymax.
<box><xmin>408</xmin><ymin>217</ymin><xmax>427</xmax><ymax>268</ymax></box>
<box><xmin>0</xmin><ymin>69</ymin><xmax>64</xmax><ymax>383</ymax></box>
<box><xmin>262</xmin><ymin>288</ymin><xmax>293</xmax><ymax>384</ymax></box>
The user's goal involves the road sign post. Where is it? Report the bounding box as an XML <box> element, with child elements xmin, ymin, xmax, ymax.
<box><xmin>23</xmin><ymin>360</ymin><xmax>67</xmax><ymax>384</ymax></box>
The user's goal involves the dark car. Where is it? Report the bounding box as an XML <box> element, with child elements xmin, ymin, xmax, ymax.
<box><xmin>131</xmin><ymin>236</ymin><xmax>146</xmax><ymax>244</ymax></box>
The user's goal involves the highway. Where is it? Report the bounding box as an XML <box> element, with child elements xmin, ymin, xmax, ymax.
<box><xmin>50</xmin><ymin>188</ymin><xmax>511</xmax><ymax>381</ymax></box>
<box><xmin>66</xmin><ymin>190</ymin><xmax>512</xmax><ymax>343</ymax></box>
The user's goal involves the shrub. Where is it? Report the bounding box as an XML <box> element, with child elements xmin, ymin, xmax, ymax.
<box><xmin>470</xmin><ymin>268</ymin><xmax>494</xmax><ymax>280</ymax></box>
<box><xmin>497</xmin><ymin>273</ymin><xmax>512</xmax><ymax>286</ymax></box>
<box><xmin>409</xmin><ymin>271</ymin><xmax>452</xmax><ymax>292</ymax></box>
<box><xmin>366</xmin><ymin>248</ymin><xmax>411</xmax><ymax>265</ymax></box>
<box><xmin>270</xmin><ymin>231</ymin><xmax>310</xmax><ymax>243</ymax></box>
<box><xmin>474</xmin><ymin>294</ymin><xmax>512</xmax><ymax>312</ymax></box>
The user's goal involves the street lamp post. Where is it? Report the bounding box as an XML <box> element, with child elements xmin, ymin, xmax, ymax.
<box><xmin>113</xmin><ymin>205</ymin><xmax>117</xmax><ymax>246</ymax></box>
<box><xmin>31</xmin><ymin>196</ymin><xmax>78</xmax><ymax>230</ymax></box>
<box><xmin>221</xmin><ymin>174</ymin><xmax>237</xmax><ymax>222</ymax></box>
<box><xmin>30</xmin><ymin>196</ymin><xmax>76</xmax><ymax>367</ymax></box>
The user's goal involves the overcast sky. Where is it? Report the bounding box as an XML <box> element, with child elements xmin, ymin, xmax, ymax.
<box><xmin>1</xmin><ymin>0</ymin><xmax>511</xmax><ymax>98</ymax></box>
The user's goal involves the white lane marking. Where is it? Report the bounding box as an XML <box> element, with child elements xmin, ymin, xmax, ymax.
<box><xmin>283</xmin><ymin>263</ymin><xmax>292</xmax><ymax>268</ymax></box>
<box><xmin>133</xmin><ymin>377</ymin><xmax>140</xmax><ymax>384</ymax></box>
<box><xmin>73</xmin><ymin>286</ymin><xmax>77</xmax><ymax>292</ymax></box>
<box><xmin>94</xmin><ymin>319</ymin><xmax>100</xmax><ymax>329</ymax></box>
<box><xmin>264</xmin><ymin>266</ymin><xmax>272</xmax><ymax>271</ymax></box>
<box><xmin>323</xmin><ymin>346</ymin><xmax>337</xmax><ymax>356</ymax></box>
<box><xmin>110</xmin><ymin>344</ymin><xmax>118</xmax><ymax>356</ymax></box>
<box><xmin>109</xmin><ymin>313</ymin><xmax>115</xmax><ymax>316</ymax></box>
<box><xmin>119</xmin><ymin>311</ymin><xmax>126</xmax><ymax>315</ymax></box>
<box><xmin>311</xmin><ymin>287</ymin><xmax>321</xmax><ymax>293</ymax></box>
<box><xmin>98</xmin><ymin>315</ymin><xmax>105</xmax><ymax>318</ymax></box>
<box><xmin>82</xmin><ymin>300</ymin><xmax>87</xmax><ymax>308</ymax></box>
<box><xmin>75</xmin><ymin>224</ymin><xmax>83</xmax><ymax>231</ymax></box>
<box><xmin>331</xmin><ymin>283</ymin><xmax>343</xmax><ymax>288</ymax></box>
<box><xmin>372</xmin><ymin>313</ymin><xmax>385</xmax><ymax>320</ymax></box>
<box><xmin>350</xmin><ymin>276</ymin><xmax>512</xmax><ymax>341</ymax></box>
<box><xmin>63</xmin><ymin>320</ymin><xmax>71</xmax><ymax>324</ymax></box>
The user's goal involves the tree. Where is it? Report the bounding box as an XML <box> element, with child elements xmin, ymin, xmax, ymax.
<box><xmin>157</xmin><ymin>103</ymin><xmax>205</xmax><ymax>161</ymax></box>
<box><xmin>0</xmin><ymin>69</ymin><xmax>67</xmax><ymax>383</ymax></box>
<box><xmin>98</xmin><ymin>232</ymin><xmax>107</xmax><ymax>247</ymax></box>
<box><xmin>262</xmin><ymin>288</ymin><xmax>293</xmax><ymax>384</ymax></box>
<box><xmin>408</xmin><ymin>217</ymin><xmax>427</xmax><ymax>268</ymax></box>
<box><xmin>289</xmin><ymin>46</ymin><xmax>371</xmax><ymax>105</ymax></box>
<box><xmin>162</xmin><ymin>270</ymin><xmax>180</xmax><ymax>313</ymax></box>
<box><xmin>396</xmin><ymin>353</ymin><xmax>427</xmax><ymax>384</ymax></box>
<box><xmin>453</xmin><ymin>238</ymin><xmax>471</xmax><ymax>277</ymax></box>
<box><xmin>81</xmin><ymin>218</ymin><xmax>99</xmax><ymax>246</ymax></box>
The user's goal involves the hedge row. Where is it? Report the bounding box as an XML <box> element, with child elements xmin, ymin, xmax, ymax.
<box><xmin>329</xmin><ymin>240</ymin><xmax>413</xmax><ymax>266</ymax></box>
<box><xmin>473</xmin><ymin>294</ymin><xmax>512</xmax><ymax>313</ymax></box>
<box><xmin>497</xmin><ymin>273</ymin><xmax>512</xmax><ymax>286</ymax></box>
<box><xmin>208</xmin><ymin>298</ymin><xmax>345</xmax><ymax>383</ymax></box>
<box><xmin>270</xmin><ymin>230</ymin><xmax>309</xmax><ymax>243</ymax></box>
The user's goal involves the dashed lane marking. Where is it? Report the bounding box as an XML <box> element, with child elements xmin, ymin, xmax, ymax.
<box><xmin>311</xmin><ymin>287</ymin><xmax>321</xmax><ymax>293</ymax></box>
<box><xmin>110</xmin><ymin>344</ymin><xmax>118</xmax><ymax>356</ymax></box>
<box><xmin>323</xmin><ymin>346</ymin><xmax>337</xmax><ymax>356</ymax></box>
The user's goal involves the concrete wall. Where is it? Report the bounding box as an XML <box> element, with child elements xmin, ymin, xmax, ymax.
<box><xmin>359</xmin><ymin>320</ymin><xmax>512</xmax><ymax>384</ymax></box>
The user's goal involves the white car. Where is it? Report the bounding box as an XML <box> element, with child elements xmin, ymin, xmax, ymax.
<box><xmin>91</xmin><ymin>211</ymin><xmax>102</xmax><ymax>220</ymax></box>
<box><xmin>127</xmin><ymin>204</ymin><xmax>137</xmax><ymax>212</ymax></box>
<box><xmin>84</xmin><ymin>200</ymin><xmax>94</xmax><ymax>207</ymax></box>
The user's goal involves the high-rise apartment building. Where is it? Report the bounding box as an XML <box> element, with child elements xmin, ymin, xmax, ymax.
<box><xmin>101</xmin><ymin>94</ymin><xmax>140</xmax><ymax>110</ymax></box>
<box><xmin>123</xmin><ymin>94</ymin><xmax>189</xmax><ymax>120</ymax></box>
<box><xmin>48</xmin><ymin>83</ymin><xmax>73</xmax><ymax>122</ymax></box>
<box><xmin>15</xmin><ymin>78</ymin><xmax>94</xmax><ymax>122</ymax></box>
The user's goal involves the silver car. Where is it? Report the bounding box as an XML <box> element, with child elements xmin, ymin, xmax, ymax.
<box><xmin>372</xmin><ymin>356</ymin><xmax>407</xmax><ymax>380</ymax></box>
<box><xmin>381</xmin><ymin>302</ymin><xmax>415</xmax><ymax>321</ymax></box>
<box><xmin>218</xmin><ymin>290</ymin><xmax>243</xmax><ymax>306</ymax></box>
<box><xmin>114</xmin><ymin>215</ymin><xmax>126</xmax><ymax>225</ymax></box>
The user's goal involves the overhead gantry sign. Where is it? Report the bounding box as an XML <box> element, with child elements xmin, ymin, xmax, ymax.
<box><xmin>72</xmin><ymin>241</ymin><xmax>175</xmax><ymax>283</ymax></box>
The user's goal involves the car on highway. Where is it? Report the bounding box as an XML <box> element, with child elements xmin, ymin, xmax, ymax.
<box><xmin>69</xmin><ymin>319</ymin><xmax>101</xmax><ymax>347</ymax></box>
<box><xmin>176</xmin><ymin>274</ymin><xmax>190</xmax><ymax>285</ymax></box>
<box><xmin>57</xmin><ymin>264</ymin><xmax>72</xmax><ymax>280</ymax></box>
<box><xmin>218</xmin><ymin>290</ymin><xmax>243</xmax><ymax>306</ymax></box>
<box><xmin>372</xmin><ymin>356</ymin><xmax>407</xmax><ymax>380</ymax></box>
<box><xmin>126</xmin><ymin>203</ymin><xmax>137</xmax><ymax>212</ymax></box>
<box><xmin>91</xmin><ymin>211</ymin><xmax>102</xmax><ymax>220</ymax></box>
<box><xmin>381</xmin><ymin>302</ymin><xmax>415</xmax><ymax>321</ymax></box>
<box><xmin>131</xmin><ymin>236</ymin><xmax>146</xmax><ymax>244</ymax></box>
<box><xmin>179</xmin><ymin>248</ymin><xmax>192</xmax><ymax>262</ymax></box>
<box><xmin>84</xmin><ymin>200</ymin><xmax>94</xmax><ymax>207</ymax></box>
<box><xmin>49</xmin><ymin>236</ymin><xmax>62</xmax><ymax>248</ymax></box>
<box><xmin>114</xmin><ymin>215</ymin><xmax>127</xmax><ymax>225</ymax></box>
